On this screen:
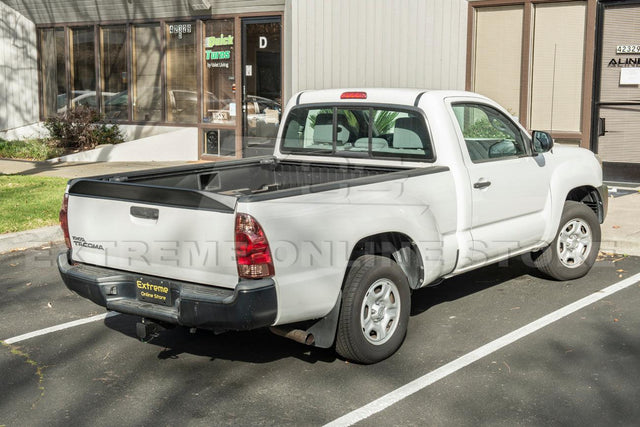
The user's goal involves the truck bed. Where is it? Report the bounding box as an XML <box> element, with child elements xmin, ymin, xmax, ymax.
<box><xmin>92</xmin><ymin>157</ymin><xmax>406</xmax><ymax>199</ymax></box>
<box><xmin>64</xmin><ymin>157</ymin><xmax>440</xmax><ymax>289</ymax></box>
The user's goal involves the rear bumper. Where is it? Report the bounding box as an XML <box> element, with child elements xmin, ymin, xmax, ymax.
<box><xmin>57</xmin><ymin>252</ymin><xmax>277</xmax><ymax>331</ymax></box>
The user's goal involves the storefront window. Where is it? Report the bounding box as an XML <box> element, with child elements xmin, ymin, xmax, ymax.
<box><xmin>166</xmin><ymin>21</ymin><xmax>198</xmax><ymax>123</ymax></box>
<box><xmin>101</xmin><ymin>26</ymin><xmax>128</xmax><ymax>120</ymax></box>
<box><xmin>70</xmin><ymin>27</ymin><xmax>96</xmax><ymax>110</ymax></box>
<box><xmin>203</xmin><ymin>19</ymin><xmax>236</xmax><ymax>126</ymax></box>
<box><xmin>132</xmin><ymin>24</ymin><xmax>162</xmax><ymax>122</ymax></box>
<box><xmin>40</xmin><ymin>28</ymin><xmax>66</xmax><ymax>117</ymax></box>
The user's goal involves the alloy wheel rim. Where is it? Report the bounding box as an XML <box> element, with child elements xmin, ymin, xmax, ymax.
<box><xmin>557</xmin><ymin>218</ymin><xmax>593</xmax><ymax>269</ymax></box>
<box><xmin>360</xmin><ymin>278</ymin><xmax>401</xmax><ymax>345</ymax></box>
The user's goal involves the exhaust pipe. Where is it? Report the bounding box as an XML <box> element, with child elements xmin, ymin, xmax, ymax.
<box><xmin>270</xmin><ymin>327</ymin><xmax>315</xmax><ymax>346</ymax></box>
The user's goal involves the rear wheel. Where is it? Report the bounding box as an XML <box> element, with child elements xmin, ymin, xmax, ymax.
<box><xmin>533</xmin><ymin>201</ymin><xmax>600</xmax><ymax>280</ymax></box>
<box><xmin>336</xmin><ymin>255</ymin><xmax>410</xmax><ymax>364</ymax></box>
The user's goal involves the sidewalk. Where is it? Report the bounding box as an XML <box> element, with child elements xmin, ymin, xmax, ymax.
<box><xmin>600</xmin><ymin>190</ymin><xmax>640</xmax><ymax>257</ymax></box>
<box><xmin>1</xmin><ymin>158</ymin><xmax>639</xmax><ymax>257</ymax></box>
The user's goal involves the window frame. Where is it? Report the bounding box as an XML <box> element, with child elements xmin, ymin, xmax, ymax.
<box><xmin>451</xmin><ymin>101</ymin><xmax>532</xmax><ymax>164</ymax></box>
<box><xmin>100</xmin><ymin>24</ymin><xmax>129</xmax><ymax>121</ymax></box>
<box><xmin>279</xmin><ymin>103</ymin><xmax>437</xmax><ymax>163</ymax></box>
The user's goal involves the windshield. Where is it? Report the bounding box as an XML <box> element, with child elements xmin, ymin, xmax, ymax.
<box><xmin>280</xmin><ymin>105</ymin><xmax>434</xmax><ymax>161</ymax></box>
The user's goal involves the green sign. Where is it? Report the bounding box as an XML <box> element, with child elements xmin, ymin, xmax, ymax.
<box><xmin>206</xmin><ymin>50</ymin><xmax>231</xmax><ymax>60</ymax></box>
<box><xmin>205</xmin><ymin>34</ymin><xmax>233</xmax><ymax>64</ymax></box>
<box><xmin>206</xmin><ymin>34</ymin><xmax>234</xmax><ymax>47</ymax></box>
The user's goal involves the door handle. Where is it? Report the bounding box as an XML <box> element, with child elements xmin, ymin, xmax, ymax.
<box><xmin>130</xmin><ymin>206</ymin><xmax>159</xmax><ymax>220</ymax></box>
<box><xmin>473</xmin><ymin>181</ymin><xmax>491</xmax><ymax>189</ymax></box>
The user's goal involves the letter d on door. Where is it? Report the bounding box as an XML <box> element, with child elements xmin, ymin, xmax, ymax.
<box><xmin>259</xmin><ymin>36</ymin><xmax>268</xmax><ymax>49</ymax></box>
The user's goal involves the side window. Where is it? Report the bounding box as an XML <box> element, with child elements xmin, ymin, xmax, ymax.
<box><xmin>452</xmin><ymin>103</ymin><xmax>527</xmax><ymax>163</ymax></box>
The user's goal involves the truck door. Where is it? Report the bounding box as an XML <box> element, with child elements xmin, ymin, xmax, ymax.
<box><xmin>449</xmin><ymin>101</ymin><xmax>551</xmax><ymax>263</ymax></box>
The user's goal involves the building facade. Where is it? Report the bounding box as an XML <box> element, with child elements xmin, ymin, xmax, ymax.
<box><xmin>0</xmin><ymin>0</ymin><xmax>467</xmax><ymax>159</ymax></box>
<box><xmin>467</xmin><ymin>0</ymin><xmax>640</xmax><ymax>183</ymax></box>
<box><xmin>0</xmin><ymin>0</ymin><xmax>638</xmax><ymax>182</ymax></box>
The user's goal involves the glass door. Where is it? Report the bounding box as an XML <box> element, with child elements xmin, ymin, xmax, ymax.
<box><xmin>593</xmin><ymin>1</ymin><xmax>640</xmax><ymax>183</ymax></box>
<box><xmin>241</xmin><ymin>17</ymin><xmax>282</xmax><ymax>157</ymax></box>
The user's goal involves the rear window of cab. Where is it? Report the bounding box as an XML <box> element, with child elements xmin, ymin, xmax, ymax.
<box><xmin>280</xmin><ymin>105</ymin><xmax>435</xmax><ymax>161</ymax></box>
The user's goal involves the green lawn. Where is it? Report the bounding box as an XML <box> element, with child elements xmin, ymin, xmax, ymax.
<box><xmin>0</xmin><ymin>138</ymin><xmax>65</xmax><ymax>161</ymax></box>
<box><xmin>0</xmin><ymin>175</ymin><xmax>68</xmax><ymax>234</ymax></box>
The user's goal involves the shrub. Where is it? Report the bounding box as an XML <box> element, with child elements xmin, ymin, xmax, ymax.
<box><xmin>44</xmin><ymin>106</ymin><xmax>124</xmax><ymax>151</ymax></box>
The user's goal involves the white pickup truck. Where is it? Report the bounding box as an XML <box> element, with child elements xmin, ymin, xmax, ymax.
<box><xmin>58</xmin><ymin>89</ymin><xmax>607</xmax><ymax>364</ymax></box>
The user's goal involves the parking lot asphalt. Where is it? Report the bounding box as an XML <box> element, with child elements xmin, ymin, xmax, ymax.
<box><xmin>1</xmin><ymin>245</ymin><xmax>640</xmax><ymax>426</ymax></box>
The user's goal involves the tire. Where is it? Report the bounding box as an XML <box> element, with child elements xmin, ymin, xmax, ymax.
<box><xmin>533</xmin><ymin>201</ymin><xmax>601</xmax><ymax>281</ymax></box>
<box><xmin>336</xmin><ymin>255</ymin><xmax>411</xmax><ymax>364</ymax></box>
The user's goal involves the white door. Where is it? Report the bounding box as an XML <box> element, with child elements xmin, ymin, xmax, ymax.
<box><xmin>450</xmin><ymin>101</ymin><xmax>550</xmax><ymax>263</ymax></box>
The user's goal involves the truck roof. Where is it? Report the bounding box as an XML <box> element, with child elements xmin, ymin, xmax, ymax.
<box><xmin>292</xmin><ymin>88</ymin><xmax>489</xmax><ymax>107</ymax></box>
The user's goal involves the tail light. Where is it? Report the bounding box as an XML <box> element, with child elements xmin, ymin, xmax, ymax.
<box><xmin>60</xmin><ymin>194</ymin><xmax>71</xmax><ymax>249</ymax></box>
<box><xmin>235</xmin><ymin>213</ymin><xmax>274</xmax><ymax>279</ymax></box>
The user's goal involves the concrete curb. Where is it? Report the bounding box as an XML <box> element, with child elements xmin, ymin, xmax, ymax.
<box><xmin>0</xmin><ymin>225</ymin><xmax>64</xmax><ymax>254</ymax></box>
<box><xmin>600</xmin><ymin>240</ymin><xmax>640</xmax><ymax>258</ymax></box>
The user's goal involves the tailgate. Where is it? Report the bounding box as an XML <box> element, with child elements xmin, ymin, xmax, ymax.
<box><xmin>66</xmin><ymin>180</ymin><xmax>238</xmax><ymax>289</ymax></box>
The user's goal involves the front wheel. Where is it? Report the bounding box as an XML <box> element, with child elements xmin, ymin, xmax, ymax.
<box><xmin>336</xmin><ymin>255</ymin><xmax>411</xmax><ymax>364</ymax></box>
<box><xmin>533</xmin><ymin>201</ymin><xmax>601</xmax><ymax>281</ymax></box>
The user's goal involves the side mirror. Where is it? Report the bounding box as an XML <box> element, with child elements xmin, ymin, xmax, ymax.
<box><xmin>531</xmin><ymin>131</ymin><xmax>553</xmax><ymax>154</ymax></box>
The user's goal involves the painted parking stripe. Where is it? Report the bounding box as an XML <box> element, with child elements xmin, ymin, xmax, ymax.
<box><xmin>325</xmin><ymin>272</ymin><xmax>640</xmax><ymax>427</ymax></box>
<box><xmin>3</xmin><ymin>312</ymin><xmax>120</xmax><ymax>345</ymax></box>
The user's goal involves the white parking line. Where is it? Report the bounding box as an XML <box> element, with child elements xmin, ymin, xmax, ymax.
<box><xmin>325</xmin><ymin>272</ymin><xmax>640</xmax><ymax>427</ymax></box>
<box><xmin>3</xmin><ymin>312</ymin><xmax>120</xmax><ymax>344</ymax></box>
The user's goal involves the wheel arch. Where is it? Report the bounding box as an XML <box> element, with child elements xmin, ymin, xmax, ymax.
<box><xmin>345</xmin><ymin>232</ymin><xmax>424</xmax><ymax>290</ymax></box>
<box><xmin>543</xmin><ymin>151</ymin><xmax>605</xmax><ymax>244</ymax></box>
<box><xmin>565</xmin><ymin>185</ymin><xmax>606</xmax><ymax>224</ymax></box>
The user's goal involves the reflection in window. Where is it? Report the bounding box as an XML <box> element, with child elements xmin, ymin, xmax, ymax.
<box><xmin>40</xmin><ymin>28</ymin><xmax>66</xmax><ymax>117</ymax></box>
<box><xmin>166</xmin><ymin>22</ymin><xmax>197</xmax><ymax>123</ymax></box>
<box><xmin>70</xmin><ymin>27</ymin><xmax>96</xmax><ymax>110</ymax></box>
<box><xmin>101</xmin><ymin>26</ymin><xmax>128</xmax><ymax>120</ymax></box>
<box><xmin>452</xmin><ymin>104</ymin><xmax>526</xmax><ymax>163</ymax></box>
<box><xmin>203</xmin><ymin>19</ymin><xmax>236</xmax><ymax>126</ymax></box>
<box><xmin>133</xmin><ymin>24</ymin><xmax>162</xmax><ymax>122</ymax></box>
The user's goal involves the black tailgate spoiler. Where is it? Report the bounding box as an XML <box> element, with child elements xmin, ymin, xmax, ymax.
<box><xmin>68</xmin><ymin>179</ymin><xmax>236</xmax><ymax>213</ymax></box>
